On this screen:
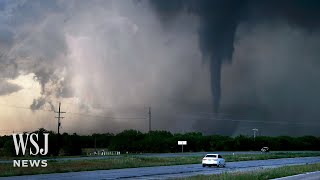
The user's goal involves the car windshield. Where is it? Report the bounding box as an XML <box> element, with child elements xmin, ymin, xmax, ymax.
<box><xmin>205</xmin><ymin>155</ymin><xmax>217</xmax><ymax>158</ymax></box>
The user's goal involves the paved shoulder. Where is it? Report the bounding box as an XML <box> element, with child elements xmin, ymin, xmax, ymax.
<box><xmin>273</xmin><ymin>171</ymin><xmax>320</xmax><ymax>180</ymax></box>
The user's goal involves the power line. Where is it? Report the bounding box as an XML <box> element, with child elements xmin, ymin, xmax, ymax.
<box><xmin>0</xmin><ymin>103</ymin><xmax>146</xmax><ymax>120</ymax></box>
<box><xmin>0</xmin><ymin>129</ymin><xmax>33</xmax><ymax>133</ymax></box>
<box><xmin>3</xmin><ymin>102</ymin><xmax>320</xmax><ymax>127</ymax></box>
<box><xmin>188</xmin><ymin>111</ymin><xmax>253</xmax><ymax>119</ymax></box>
<box><xmin>186</xmin><ymin>115</ymin><xmax>320</xmax><ymax>126</ymax></box>
<box><xmin>0</xmin><ymin>103</ymin><xmax>53</xmax><ymax>112</ymax></box>
<box><xmin>61</xmin><ymin>102</ymin><xmax>148</xmax><ymax>110</ymax></box>
<box><xmin>68</xmin><ymin>112</ymin><xmax>147</xmax><ymax>120</ymax></box>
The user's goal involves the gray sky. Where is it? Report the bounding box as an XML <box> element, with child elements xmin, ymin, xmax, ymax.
<box><xmin>1</xmin><ymin>0</ymin><xmax>320</xmax><ymax>136</ymax></box>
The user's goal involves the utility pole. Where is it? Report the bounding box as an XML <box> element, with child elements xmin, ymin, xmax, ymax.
<box><xmin>55</xmin><ymin>102</ymin><xmax>66</xmax><ymax>135</ymax></box>
<box><xmin>94</xmin><ymin>135</ymin><xmax>97</xmax><ymax>152</ymax></box>
<box><xmin>148</xmin><ymin>106</ymin><xmax>151</xmax><ymax>132</ymax></box>
<box><xmin>55</xmin><ymin>102</ymin><xmax>65</xmax><ymax>155</ymax></box>
<box><xmin>252</xmin><ymin>128</ymin><xmax>258</xmax><ymax>141</ymax></box>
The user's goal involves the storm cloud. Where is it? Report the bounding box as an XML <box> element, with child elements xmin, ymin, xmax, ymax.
<box><xmin>0</xmin><ymin>81</ymin><xmax>21</xmax><ymax>95</ymax></box>
<box><xmin>1</xmin><ymin>0</ymin><xmax>320</xmax><ymax>135</ymax></box>
<box><xmin>150</xmin><ymin>0</ymin><xmax>320</xmax><ymax>135</ymax></box>
<box><xmin>0</xmin><ymin>0</ymin><xmax>210</xmax><ymax>134</ymax></box>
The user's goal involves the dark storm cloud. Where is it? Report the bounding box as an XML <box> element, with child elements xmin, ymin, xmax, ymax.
<box><xmin>30</xmin><ymin>96</ymin><xmax>55</xmax><ymax>111</ymax></box>
<box><xmin>1</xmin><ymin>0</ymin><xmax>320</xmax><ymax>135</ymax></box>
<box><xmin>149</xmin><ymin>0</ymin><xmax>246</xmax><ymax>112</ymax></box>
<box><xmin>30</xmin><ymin>97</ymin><xmax>46</xmax><ymax>111</ymax></box>
<box><xmin>148</xmin><ymin>0</ymin><xmax>320</xmax><ymax>135</ymax></box>
<box><xmin>0</xmin><ymin>0</ymin><xmax>210</xmax><ymax>133</ymax></box>
<box><xmin>149</xmin><ymin>0</ymin><xmax>320</xmax><ymax>113</ymax></box>
<box><xmin>0</xmin><ymin>26</ymin><xmax>21</xmax><ymax>96</ymax></box>
<box><xmin>0</xmin><ymin>81</ymin><xmax>22</xmax><ymax>95</ymax></box>
<box><xmin>0</xmin><ymin>0</ymin><xmax>68</xmax><ymax>110</ymax></box>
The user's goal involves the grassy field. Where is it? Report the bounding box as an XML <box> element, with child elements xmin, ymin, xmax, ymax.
<box><xmin>179</xmin><ymin>163</ymin><xmax>320</xmax><ymax>180</ymax></box>
<box><xmin>0</xmin><ymin>152</ymin><xmax>320</xmax><ymax>177</ymax></box>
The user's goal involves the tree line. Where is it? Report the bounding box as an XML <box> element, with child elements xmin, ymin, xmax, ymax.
<box><xmin>1</xmin><ymin>128</ymin><xmax>320</xmax><ymax>156</ymax></box>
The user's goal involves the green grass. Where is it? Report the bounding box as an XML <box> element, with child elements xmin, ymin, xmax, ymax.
<box><xmin>0</xmin><ymin>156</ymin><xmax>197</xmax><ymax>177</ymax></box>
<box><xmin>178</xmin><ymin>163</ymin><xmax>320</xmax><ymax>180</ymax></box>
<box><xmin>0</xmin><ymin>152</ymin><xmax>320</xmax><ymax>177</ymax></box>
<box><xmin>223</xmin><ymin>152</ymin><xmax>320</xmax><ymax>162</ymax></box>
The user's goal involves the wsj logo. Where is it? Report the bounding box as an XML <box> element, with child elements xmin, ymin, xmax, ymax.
<box><xmin>12</xmin><ymin>133</ymin><xmax>49</xmax><ymax>167</ymax></box>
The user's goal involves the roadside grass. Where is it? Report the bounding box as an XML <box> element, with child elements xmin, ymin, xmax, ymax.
<box><xmin>178</xmin><ymin>163</ymin><xmax>320</xmax><ymax>180</ymax></box>
<box><xmin>223</xmin><ymin>152</ymin><xmax>320</xmax><ymax>162</ymax></box>
<box><xmin>0</xmin><ymin>155</ymin><xmax>91</xmax><ymax>161</ymax></box>
<box><xmin>0</xmin><ymin>156</ymin><xmax>196</xmax><ymax>177</ymax></box>
<box><xmin>1</xmin><ymin>152</ymin><xmax>320</xmax><ymax>177</ymax></box>
<box><xmin>0</xmin><ymin>154</ymin><xmax>122</xmax><ymax>161</ymax></box>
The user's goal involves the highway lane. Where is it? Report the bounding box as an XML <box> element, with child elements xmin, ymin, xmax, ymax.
<box><xmin>2</xmin><ymin>156</ymin><xmax>320</xmax><ymax>180</ymax></box>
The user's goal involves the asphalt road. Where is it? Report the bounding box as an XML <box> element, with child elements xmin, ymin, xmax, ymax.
<box><xmin>2</xmin><ymin>156</ymin><xmax>320</xmax><ymax>180</ymax></box>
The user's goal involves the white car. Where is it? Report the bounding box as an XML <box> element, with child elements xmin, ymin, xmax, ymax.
<box><xmin>202</xmin><ymin>154</ymin><xmax>226</xmax><ymax>167</ymax></box>
<box><xmin>261</xmin><ymin>147</ymin><xmax>269</xmax><ymax>152</ymax></box>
